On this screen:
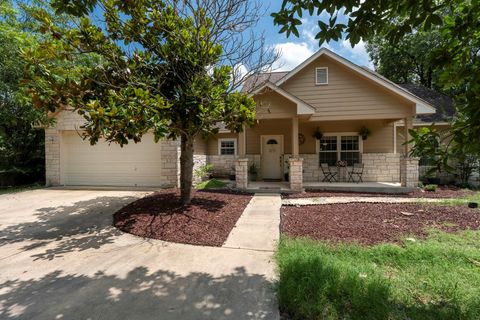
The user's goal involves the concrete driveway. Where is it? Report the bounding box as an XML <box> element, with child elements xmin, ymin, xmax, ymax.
<box><xmin>0</xmin><ymin>189</ymin><xmax>278</xmax><ymax>320</ymax></box>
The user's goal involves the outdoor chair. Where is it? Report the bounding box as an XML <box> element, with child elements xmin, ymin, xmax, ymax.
<box><xmin>320</xmin><ymin>163</ymin><xmax>338</xmax><ymax>182</ymax></box>
<box><xmin>348</xmin><ymin>163</ymin><xmax>364</xmax><ymax>183</ymax></box>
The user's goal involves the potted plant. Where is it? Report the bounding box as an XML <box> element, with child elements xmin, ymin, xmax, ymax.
<box><xmin>313</xmin><ymin>127</ymin><xmax>323</xmax><ymax>140</ymax></box>
<box><xmin>359</xmin><ymin>126</ymin><xmax>371</xmax><ymax>140</ymax></box>
<box><xmin>248</xmin><ymin>163</ymin><xmax>258</xmax><ymax>181</ymax></box>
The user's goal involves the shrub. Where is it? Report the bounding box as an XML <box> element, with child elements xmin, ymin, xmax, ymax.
<box><xmin>194</xmin><ymin>164</ymin><xmax>214</xmax><ymax>181</ymax></box>
<box><xmin>424</xmin><ymin>184</ymin><xmax>438</xmax><ymax>192</ymax></box>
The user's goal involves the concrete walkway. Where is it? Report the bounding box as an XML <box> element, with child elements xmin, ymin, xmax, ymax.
<box><xmin>224</xmin><ymin>194</ymin><xmax>281</xmax><ymax>251</ymax></box>
<box><xmin>0</xmin><ymin>189</ymin><xmax>279</xmax><ymax>320</ymax></box>
<box><xmin>283</xmin><ymin>196</ymin><xmax>444</xmax><ymax>206</ymax></box>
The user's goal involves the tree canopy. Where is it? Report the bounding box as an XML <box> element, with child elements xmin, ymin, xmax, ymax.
<box><xmin>22</xmin><ymin>0</ymin><xmax>275</xmax><ymax>203</ymax></box>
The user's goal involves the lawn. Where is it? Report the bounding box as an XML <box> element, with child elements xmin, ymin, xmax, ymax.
<box><xmin>276</xmin><ymin>232</ymin><xmax>480</xmax><ymax>320</ymax></box>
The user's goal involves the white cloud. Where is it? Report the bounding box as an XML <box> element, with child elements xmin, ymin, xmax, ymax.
<box><xmin>339</xmin><ymin>39</ymin><xmax>373</xmax><ymax>68</ymax></box>
<box><xmin>272</xmin><ymin>42</ymin><xmax>315</xmax><ymax>71</ymax></box>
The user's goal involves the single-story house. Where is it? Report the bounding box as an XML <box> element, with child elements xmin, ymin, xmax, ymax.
<box><xmin>45</xmin><ymin>48</ymin><xmax>446</xmax><ymax>190</ymax></box>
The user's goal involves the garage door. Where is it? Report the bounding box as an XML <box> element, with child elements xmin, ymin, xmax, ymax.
<box><xmin>61</xmin><ymin>131</ymin><xmax>164</xmax><ymax>187</ymax></box>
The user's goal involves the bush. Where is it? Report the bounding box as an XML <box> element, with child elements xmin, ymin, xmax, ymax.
<box><xmin>194</xmin><ymin>164</ymin><xmax>214</xmax><ymax>181</ymax></box>
<box><xmin>424</xmin><ymin>184</ymin><xmax>438</xmax><ymax>192</ymax></box>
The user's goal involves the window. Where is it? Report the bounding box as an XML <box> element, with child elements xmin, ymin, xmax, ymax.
<box><xmin>219</xmin><ymin>139</ymin><xmax>236</xmax><ymax>155</ymax></box>
<box><xmin>315</xmin><ymin>67</ymin><xmax>328</xmax><ymax>85</ymax></box>
<box><xmin>318</xmin><ymin>134</ymin><xmax>362</xmax><ymax>166</ymax></box>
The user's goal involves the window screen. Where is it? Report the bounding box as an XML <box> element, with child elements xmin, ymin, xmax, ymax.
<box><xmin>315</xmin><ymin>68</ymin><xmax>328</xmax><ymax>85</ymax></box>
<box><xmin>220</xmin><ymin>140</ymin><xmax>236</xmax><ymax>155</ymax></box>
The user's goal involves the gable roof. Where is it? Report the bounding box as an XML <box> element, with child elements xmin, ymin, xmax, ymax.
<box><xmin>399</xmin><ymin>84</ymin><xmax>455</xmax><ymax>123</ymax></box>
<box><xmin>272</xmin><ymin>48</ymin><xmax>436</xmax><ymax>115</ymax></box>
<box><xmin>242</xmin><ymin>71</ymin><xmax>289</xmax><ymax>93</ymax></box>
<box><xmin>251</xmin><ymin>82</ymin><xmax>315</xmax><ymax>115</ymax></box>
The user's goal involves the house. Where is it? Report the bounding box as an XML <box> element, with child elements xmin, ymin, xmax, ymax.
<box><xmin>44</xmin><ymin>48</ymin><xmax>441</xmax><ymax>190</ymax></box>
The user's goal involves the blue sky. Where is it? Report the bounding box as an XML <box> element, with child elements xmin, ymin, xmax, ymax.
<box><xmin>258</xmin><ymin>1</ymin><xmax>373</xmax><ymax>71</ymax></box>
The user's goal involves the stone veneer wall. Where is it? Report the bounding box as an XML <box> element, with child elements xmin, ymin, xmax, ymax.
<box><xmin>300</xmin><ymin>153</ymin><xmax>401</xmax><ymax>182</ymax></box>
<box><xmin>159</xmin><ymin>140</ymin><xmax>181</xmax><ymax>188</ymax></box>
<box><xmin>45</xmin><ymin>128</ymin><xmax>61</xmax><ymax>186</ymax></box>
<box><xmin>207</xmin><ymin>155</ymin><xmax>237</xmax><ymax>177</ymax></box>
<box><xmin>193</xmin><ymin>154</ymin><xmax>208</xmax><ymax>184</ymax></box>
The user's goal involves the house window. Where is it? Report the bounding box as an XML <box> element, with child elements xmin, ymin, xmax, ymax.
<box><xmin>315</xmin><ymin>67</ymin><xmax>328</xmax><ymax>85</ymax></box>
<box><xmin>318</xmin><ymin>134</ymin><xmax>362</xmax><ymax>166</ymax></box>
<box><xmin>218</xmin><ymin>138</ymin><xmax>237</xmax><ymax>155</ymax></box>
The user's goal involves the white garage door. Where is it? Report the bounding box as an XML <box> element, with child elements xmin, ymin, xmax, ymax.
<box><xmin>61</xmin><ymin>131</ymin><xmax>163</xmax><ymax>187</ymax></box>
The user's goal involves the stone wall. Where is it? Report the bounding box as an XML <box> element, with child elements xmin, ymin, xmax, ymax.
<box><xmin>400</xmin><ymin>157</ymin><xmax>419</xmax><ymax>188</ymax></box>
<box><xmin>159</xmin><ymin>140</ymin><xmax>180</xmax><ymax>188</ymax></box>
<box><xmin>300</xmin><ymin>153</ymin><xmax>401</xmax><ymax>182</ymax></box>
<box><xmin>207</xmin><ymin>155</ymin><xmax>237</xmax><ymax>177</ymax></box>
<box><xmin>45</xmin><ymin>129</ymin><xmax>61</xmax><ymax>186</ymax></box>
<box><xmin>235</xmin><ymin>158</ymin><xmax>248</xmax><ymax>189</ymax></box>
<box><xmin>289</xmin><ymin>158</ymin><xmax>303</xmax><ymax>191</ymax></box>
<box><xmin>193</xmin><ymin>154</ymin><xmax>208</xmax><ymax>184</ymax></box>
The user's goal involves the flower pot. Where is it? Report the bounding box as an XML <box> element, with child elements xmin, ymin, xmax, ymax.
<box><xmin>229</xmin><ymin>174</ymin><xmax>236</xmax><ymax>181</ymax></box>
<box><xmin>361</xmin><ymin>135</ymin><xmax>368</xmax><ymax>140</ymax></box>
<box><xmin>249</xmin><ymin>174</ymin><xmax>257</xmax><ymax>182</ymax></box>
<box><xmin>284</xmin><ymin>173</ymin><xmax>289</xmax><ymax>182</ymax></box>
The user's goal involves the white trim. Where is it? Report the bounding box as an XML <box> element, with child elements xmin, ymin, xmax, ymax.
<box><xmin>393</xmin><ymin>122</ymin><xmax>398</xmax><ymax>155</ymax></box>
<box><xmin>315</xmin><ymin>132</ymin><xmax>363</xmax><ymax>164</ymax></box>
<box><xmin>218</xmin><ymin>138</ymin><xmax>237</xmax><ymax>156</ymax></box>
<box><xmin>250</xmin><ymin>82</ymin><xmax>315</xmax><ymax>115</ymax></box>
<box><xmin>275</xmin><ymin>48</ymin><xmax>436</xmax><ymax>114</ymax></box>
<box><xmin>315</xmin><ymin>67</ymin><xmax>328</xmax><ymax>85</ymax></box>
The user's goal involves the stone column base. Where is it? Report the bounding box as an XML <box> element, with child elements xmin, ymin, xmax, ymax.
<box><xmin>235</xmin><ymin>158</ymin><xmax>248</xmax><ymax>189</ymax></box>
<box><xmin>289</xmin><ymin>158</ymin><xmax>303</xmax><ymax>192</ymax></box>
<box><xmin>400</xmin><ymin>156</ymin><xmax>419</xmax><ymax>188</ymax></box>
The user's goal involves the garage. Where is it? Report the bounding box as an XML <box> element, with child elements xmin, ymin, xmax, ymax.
<box><xmin>60</xmin><ymin>131</ymin><xmax>164</xmax><ymax>187</ymax></box>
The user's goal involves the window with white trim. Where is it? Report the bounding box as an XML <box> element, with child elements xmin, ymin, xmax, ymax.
<box><xmin>315</xmin><ymin>67</ymin><xmax>328</xmax><ymax>85</ymax></box>
<box><xmin>218</xmin><ymin>138</ymin><xmax>237</xmax><ymax>155</ymax></box>
<box><xmin>318</xmin><ymin>134</ymin><xmax>361</xmax><ymax>166</ymax></box>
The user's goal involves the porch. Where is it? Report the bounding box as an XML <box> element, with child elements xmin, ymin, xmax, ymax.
<box><xmin>246</xmin><ymin>181</ymin><xmax>412</xmax><ymax>194</ymax></box>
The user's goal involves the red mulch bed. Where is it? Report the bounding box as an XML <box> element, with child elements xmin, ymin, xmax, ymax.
<box><xmin>113</xmin><ymin>189</ymin><xmax>252</xmax><ymax>246</ymax></box>
<box><xmin>281</xmin><ymin>203</ymin><xmax>480</xmax><ymax>245</ymax></box>
<box><xmin>284</xmin><ymin>186</ymin><xmax>477</xmax><ymax>199</ymax></box>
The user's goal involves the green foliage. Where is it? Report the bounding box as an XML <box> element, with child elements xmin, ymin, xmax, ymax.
<box><xmin>358</xmin><ymin>126</ymin><xmax>371</xmax><ymax>139</ymax></box>
<box><xmin>195</xmin><ymin>178</ymin><xmax>226</xmax><ymax>190</ymax></box>
<box><xmin>21</xmin><ymin>0</ymin><xmax>258</xmax><ymax>203</ymax></box>
<box><xmin>0</xmin><ymin>0</ymin><xmax>52</xmax><ymax>183</ymax></box>
<box><xmin>248</xmin><ymin>163</ymin><xmax>257</xmax><ymax>175</ymax></box>
<box><xmin>194</xmin><ymin>164</ymin><xmax>214</xmax><ymax>181</ymax></box>
<box><xmin>276</xmin><ymin>233</ymin><xmax>480</xmax><ymax>319</ymax></box>
<box><xmin>424</xmin><ymin>184</ymin><xmax>438</xmax><ymax>192</ymax></box>
<box><xmin>432</xmin><ymin>192</ymin><xmax>480</xmax><ymax>206</ymax></box>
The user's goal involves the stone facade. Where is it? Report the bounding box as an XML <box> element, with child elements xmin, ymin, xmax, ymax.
<box><xmin>362</xmin><ymin>153</ymin><xmax>400</xmax><ymax>182</ymax></box>
<box><xmin>400</xmin><ymin>156</ymin><xmax>419</xmax><ymax>188</ymax></box>
<box><xmin>159</xmin><ymin>140</ymin><xmax>181</xmax><ymax>188</ymax></box>
<box><xmin>235</xmin><ymin>158</ymin><xmax>248</xmax><ymax>189</ymax></box>
<box><xmin>192</xmin><ymin>154</ymin><xmax>208</xmax><ymax>184</ymax></box>
<box><xmin>207</xmin><ymin>155</ymin><xmax>237</xmax><ymax>177</ymax></box>
<box><xmin>289</xmin><ymin>158</ymin><xmax>303</xmax><ymax>191</ymax></box>
<box><xmin>45</xmin><ymin>129</ymin><xmax>61</xmax><ymax>186</ymax></box>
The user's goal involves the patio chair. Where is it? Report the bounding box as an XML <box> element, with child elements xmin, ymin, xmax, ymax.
<box><xmin>320</xmin><ymin>163</ymin><xmax>338</xmax><ymax>182</ymax></box>
<box><xmin>348</xmin><ymin>163</ymin><xmax>364</xmax><ymax>183</ymax></box>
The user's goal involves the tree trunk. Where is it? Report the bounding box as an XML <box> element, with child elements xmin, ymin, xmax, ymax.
<box><xmin>179</xmin><ymin>133</ymin><xmax>195</xmax><ymax>205</ymax></box>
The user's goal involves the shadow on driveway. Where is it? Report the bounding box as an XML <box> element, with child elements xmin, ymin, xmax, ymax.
<box><xmin>0</xmin><ymin>196</ymin><xmax>138</xmax><ymax>260</ymax></box>
<box><xmin>0</xmin><ymin>266</ymin><xmax>276</xmax><ymax>320</ymax></box>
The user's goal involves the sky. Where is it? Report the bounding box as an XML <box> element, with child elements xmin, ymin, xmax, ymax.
<box><xmin>258</xmin><ymin>1</ymin><xmax>373</xmax><ymax>71</ymax></box>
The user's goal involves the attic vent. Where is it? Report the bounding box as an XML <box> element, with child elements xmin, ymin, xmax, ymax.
<box><xmin>315</xmin><ymin>67</ymin><xmax>328</xmax><ymax>85</ymax></box>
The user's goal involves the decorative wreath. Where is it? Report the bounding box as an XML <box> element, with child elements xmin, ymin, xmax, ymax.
<box><xmin>298</xmin><ymin>133</ymin><xmax>306</xmax><ymax>145</ymax></box>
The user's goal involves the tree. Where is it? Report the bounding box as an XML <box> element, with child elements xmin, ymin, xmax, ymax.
<box><xmin>0</xmin><ymin>0</ymin><xmax>51</xmax><ymax>183</ymax></box>
<box><xmin>272</xmin><ymin>0</ymin><xmax>480</xmax><ymax>165</ymax></box>
<box><xmin>22</xmin><ymin>0</ymin><xmax>275</xmax><ymax>204</ymax></box>
<box><xmin>366</xmin><ymin>31</ymin><xmax>445</xmax><ymax>90</ymax></box>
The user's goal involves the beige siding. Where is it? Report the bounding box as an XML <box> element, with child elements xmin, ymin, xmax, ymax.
<box><xmin>254</xmin><ymin>91</ymin><xmax>297</xmax><ymax>119</ymax></box>
<box><xmin>206</xmin><ymin>132</ymin><xmax>238</xmax><ymax>155</ymax></box>
<box><xmin>281</xmin><ymin>55</ymin><xmax>415</xmax><ymax>120</ymax></box>
<box><xmin>246</xmin><ymin>119</ymin><xmax>292</xmax><ymax>154</ymax></box>
<box><xmin>298</xmin><ymin>120</ymin><xmax>395</xmax><ymax>154</ymax></box>
<box><xmin>194</xmin><ymin>137</ymin><xmax>207</xmax><ymax>155</ymax></box>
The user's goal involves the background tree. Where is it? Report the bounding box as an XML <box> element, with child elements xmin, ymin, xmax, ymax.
<box><xmin>366</xmin><ymin>31</ymin><xmax>445</xmax><ymax>90</ymax></box>
<box><xmin>272</xmin><ymin>0</ymin><xmax>480</xmax><ymax>171</ymax></box>
<box><xmin>0</xmin><ymin>0</ymin><xmax>51</xmax><ymax>186</ymax></box>
<box><xmin>22</xmin><ymin>0</ymin><xmax>276</xmax><ymax>204</ymax></box>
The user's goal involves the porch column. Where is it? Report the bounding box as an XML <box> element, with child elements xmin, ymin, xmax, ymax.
<box><xmin>238</xmin><ymin>125</ymin><xmax>246</xmax><ymax>157</ymax></box>
<box><xmin>289</xmin><ymin>158</ymin><xmax>303</xmax><ymax>192</ymax></box>
<box><xmin>403</xmin><ymin>116</ymin><xmax>413</xmax><ymax>155</ymax></box>
<box><xmin>292</xmin><ymin>116</ymin><xmax>299</xmax><ymax>157</ymax></box>
<box><xmin>235</xmin><ymin>158</ymin><xmax>248</xmax><ymax>189</ymax></box>
<box><xmin>400</xmin><ymin>156</ymin><xmax>419</xmax><ymax>188</ymax></box>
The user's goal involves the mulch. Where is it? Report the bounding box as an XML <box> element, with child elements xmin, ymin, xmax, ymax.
<box><xmin>113</xmin><ymin>189</ymin><xmax>252</xmax><ymax>247</ymax></box>
<box><xmin>284</xmin><ymin>186</ymin><xmax>477</xmax><ymax>199</ymax></box>
<box><xmin>281</xmin><ymin>203</ymin><xmax>480</xmax><ymax>245</ymax></box>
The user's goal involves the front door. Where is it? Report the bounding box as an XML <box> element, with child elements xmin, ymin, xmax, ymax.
<box><xmin>261</xmin><ymin>135</ymin><xmax>283</xmax><ymax>180</ymax></box>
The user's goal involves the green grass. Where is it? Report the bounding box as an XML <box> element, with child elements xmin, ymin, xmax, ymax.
<box><xmin>0</xmin><ymin>183</ymin><xmax>44</xmax><ymax>195</ymax></box>
<box><xmin>276</xmin><ymin>231</ymin><xmax>480</xmax><ymax>320</ymax></box>
<box><xmin>432</xmin><ymin>192</ymin><xmax>480</xmax><ymax>206</ymax></box>
<box><xmin>196</xmin><ymin>178</ymin><xmax>227</xmax><ymax>190</ymax></box>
